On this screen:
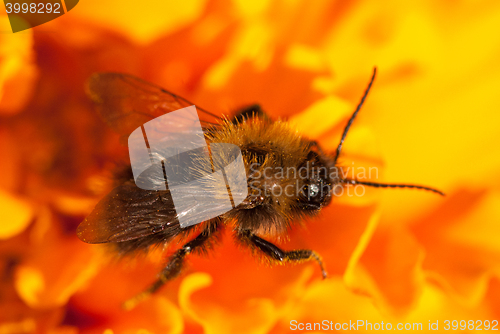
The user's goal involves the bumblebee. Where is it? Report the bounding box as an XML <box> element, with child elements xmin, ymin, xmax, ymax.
<box><xmin>77</xmin><ymin>68</ymin><xmax>444</xmax><ymax>308</ymax></box>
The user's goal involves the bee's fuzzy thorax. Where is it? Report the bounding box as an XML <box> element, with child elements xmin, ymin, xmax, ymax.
<box><xmin>208</xmin><ymin>117</ymin><xmax>311</xmax><ymax>163</ymax></box>
<box><xmin>207</xmin><ymin>117</ymin><xmax>333</xmax><ymax>238</ymax></box>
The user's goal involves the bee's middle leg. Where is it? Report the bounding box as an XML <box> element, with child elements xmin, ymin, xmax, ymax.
<box><xmin>124</xmin><ymin>224</ymin><xmax>218</xmax><ymax>309</ymax></box>
<box><xmin>237</xmin><ymin>230</ymin><xmax>327</xmax><ymax>279</ymax></box>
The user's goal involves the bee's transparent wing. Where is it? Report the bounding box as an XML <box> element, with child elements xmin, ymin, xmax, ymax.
<box><xmin>86</xmin><ymin>72</ymin><xmax>222</xmax><ymax>137</ymax></box>
<box><xmin>77</xmin><ymin>144</ymin><xmax>248</xmax><ymax>243</ymax></box>
<box><xmin>131</xmin><ymin>141</ymin><xmax>248</xmax><ymax>229</ymax></box>
<box><xmin>81</xmin><ymin>73</ymin><xmax>248</xmax><ymax>237</ymax></box>
<box><xmin>77</xmin><ymin>180</ymin><xmax>180</xmax><ymax>244</ymax></box>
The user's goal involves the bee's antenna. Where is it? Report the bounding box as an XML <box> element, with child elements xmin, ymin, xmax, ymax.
<box><xmin>333</xmin><ymin>67</ymin><xmax>377</xmax><ymax>165</ymax></box>
<box><xmin>342</xmin><ymin>179</ymin><xmax>445</xmax><ymax>196</ymax></box>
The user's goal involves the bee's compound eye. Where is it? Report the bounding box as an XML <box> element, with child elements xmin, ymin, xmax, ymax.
<box><xmin>302</xmin><ymin>182</ymin><xmax>322</xmax><ymax>200</ymax></box>
<box><xmin>309</xmin><ymin>183</ymin><xmax>320</xmax><ymax>197</ymax></box>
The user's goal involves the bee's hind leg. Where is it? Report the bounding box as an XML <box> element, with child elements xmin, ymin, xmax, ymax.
<box><xmin>123</xmin><ymin>223</ymin><xmax>219</xmax><ymax>310</ymax></box>
<box><xmin>236</xmin><ymin>230</ymin><xmax>327</xmax><ymax>279</ymax></box>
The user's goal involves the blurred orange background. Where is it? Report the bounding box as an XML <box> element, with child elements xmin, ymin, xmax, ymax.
<box><xmin>1</xmin><ymin>0</ymin><xmax>500</xmax><ymax>333</ymax></box>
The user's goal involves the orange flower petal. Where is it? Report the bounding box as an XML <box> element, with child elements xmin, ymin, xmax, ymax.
<box><xmin>411</xmin><ymin>189</ymin><xmax>500</xmax><ymax>306</ymax></box>
<box><xmin>346</xmin><ymin>224</ymin><xmax>425</xmax><ymax>315</ymax></box>
<box><xmin>14</xmin><ymin>210</ymin><xmax>100</xmax><ymax>308</ymax></box>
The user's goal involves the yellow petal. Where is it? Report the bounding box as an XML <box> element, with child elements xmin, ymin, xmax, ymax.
<box><xmin>14</xmin><ymin>266</ymin><xmax>45</xmax><ymax>308</ymax></box>
<box><xmin>179</xmin><ymin>272</ymin><xmax>279</xmax><ymax>334</ymax></box>
<box><xmin>72</xmin><ymin>0</ymin><xmax>207</xmax><ymax>44</ymax></box>
<box><xmin>0</xmin><ymin>190</ymin><xmax>33</xmax><ymax>239</ymax></box>
<box><xmin>289</xmin><ymin>96</ymin><xmax>352</xmax><ymax>139</ymax></box>
<box><xmin>285</xmin><ymin>44</ymin><xmax>326</xmax><ymax>72</ymax></box>
<box><xmin>0</xmin><ymin>14</ymin><xmax>38</xmax><ymax>115</ymax></box>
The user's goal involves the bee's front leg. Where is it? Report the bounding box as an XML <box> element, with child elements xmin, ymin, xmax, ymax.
<box><xmin>236</xmin><ymin>230</ymin><xmax>327</xmax><ymax>279</ymax></box>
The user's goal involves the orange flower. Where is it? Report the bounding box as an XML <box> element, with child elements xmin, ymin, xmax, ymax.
<box><xmin>1</xmin><ymin>1</ymin><xmax>500</xmax><ymax>333</ymax></box>
<box><xmin>0</xmin><ymin>13</ymin><xmax>38</xmax><ymax>116</ymax></box>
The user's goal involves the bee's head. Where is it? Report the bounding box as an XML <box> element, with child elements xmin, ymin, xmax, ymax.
<box><xmin>225</xmin><ymin>146</ymin><xmax>339</xmax><ymax>236</ymax></box>
<box><xmin>294</xmin><ymin>150</ymin><xmax>339</xmax><ymax>211</ymax></box>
